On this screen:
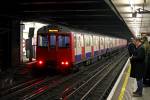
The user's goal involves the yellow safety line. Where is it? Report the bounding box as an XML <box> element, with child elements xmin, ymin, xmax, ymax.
<box><xmin>118</xmin><ymin>65</ymin><xmax>131</xmax><ymax>100</ymax></box>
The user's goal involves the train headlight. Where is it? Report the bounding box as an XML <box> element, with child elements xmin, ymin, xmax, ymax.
<box><xmin>61</xmin><ymin>61</ymin><xmax>65</xmax><ymax>65</ymax></box>
<box><xmin>65</xmin><ymin>61</ymin><xmax>69</xmax><ymax>65</ymax></box>
<box><xmin>61</xmin><ymin>61</ymin><xmax>69</xmax><ymax>66</ymax></box>
<box><xmin>38</xmin><ymin>60</ymin><xmax>43</xmax><ymax>65</ymax></box>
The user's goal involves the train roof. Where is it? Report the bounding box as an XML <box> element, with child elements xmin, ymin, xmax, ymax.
<box><xmin>37</xmin><ymin>24</ymin><xmax>126</xmax><ymax>40</ymax></box>
<box><xmin>37</xmin><ymin>24</ymin><xmax>72</xmax><ymax>33</ymax></box>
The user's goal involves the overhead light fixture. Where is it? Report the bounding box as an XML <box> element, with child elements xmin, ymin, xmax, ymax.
<box><xmin>128</xmin><ymin>0</ymin><xmax>135</xmax><ymax>12</ymax></box>
<box><xmin>137</xmin><ymin>8</ymin><xmax>150</xmax><ymax>14</ymax></box>
<box><xmin>128</xmin><ymin>0</ymin><xmax>137</xmax><ymax>18</ymax></box>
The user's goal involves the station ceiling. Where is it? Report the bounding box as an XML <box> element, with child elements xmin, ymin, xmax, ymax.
<box><xmin>0</xmin><ymin>0</ymin><xmax>134</xmax><ymax>39</ymax></box>
<box><xmin>112</xmin><ymin>0</ymin><xmax>150</xmax><ymax>37</ymax></box>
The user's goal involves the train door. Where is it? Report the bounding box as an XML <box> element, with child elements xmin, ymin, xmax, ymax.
<box><xmin>81</xmin><ymin>34</ymin><xmax>85</xmax><ymax>60</ymax></box>
<box><xmin>36</xmin><ymin>33</ymin><xmax>57</xmax><ymax>62</ymax></box>
<box><xmin>57</xmin><ymin>33</ymin><xmax>72</xmax><ymax>69</ymax></box>
<box><xmin>100</xmin><ymin>36</ymin><xmax>104</xmax><ymax>54</ymax></box>
<box><xmin>84</xmin><ymin>34</ymin><xmax>92</xmax><ymax>59</ymax></box>
<box><xmin>74</xmin><ymin>33</ymin><xmax>83</xmax><ymax>62</ymax></box>
<box><xmin>93</xmin><ymin>35</ymin><xmax>99</xmax><ymax>56</ymax></box>
<box><xmin>103</xmin><ymin>36</ymin><xmax>106</xmax><ymax>54</ymax></box>
<box><xmin>49</xmin><ymin>33</ymin><xmax>57</xmax><ymax>60</ymax></box>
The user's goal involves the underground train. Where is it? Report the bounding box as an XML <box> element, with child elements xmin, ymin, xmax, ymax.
<box><xmin>34</xmin><ymin>24</ymin><xmax>127</xmax><ymax>72</ymax></box>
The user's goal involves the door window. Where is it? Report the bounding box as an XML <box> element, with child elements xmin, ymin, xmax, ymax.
<box><xmin>58</xmin><ymin>35</ymin><xmax>70</xmax><ymax>48</ymax></box>
<box><xmin>50</xmin><ymin>34</ymin><xmax>56</xmax><ymax>48</ymax></box>
<box><xmin>38</xmin><ymin>35</ymin><xmax>48</xmax><ymax>47</ymax></box>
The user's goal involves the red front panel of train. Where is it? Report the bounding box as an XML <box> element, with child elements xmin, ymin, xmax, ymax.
<box><xmin>36</xmin><ymin>33</ymin><xmax>74</xmax><ymax>70</ymax></box>
<box><xmin>36</xmin><ymin>48</ymin><xmax>57</xmax><ymax>63</ymax></box>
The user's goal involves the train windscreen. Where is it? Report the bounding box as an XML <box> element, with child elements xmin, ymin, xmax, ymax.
<box><xmin>58</xmin><ymin>35</ymin><xmax>70</xmax><ymax>48</ymax></box>
<box><xmin>38</xmin><ymin>35</ymin><xmax>48</xmax><ymax>47</ymax></box>
<box><xmin>38</xmin><ymin>34</ymin><xmax>69</xmax><ymax>48</ymax></box>
<box><xmin>50</xmin><ymin>34</ymin><xmax>56</xmax><ymax>48</ymax></box>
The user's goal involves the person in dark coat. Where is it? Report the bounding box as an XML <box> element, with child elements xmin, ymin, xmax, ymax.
<box><xmin>130</xmin><ymin>38</ymin><xmax>145</xmax><ymax>97</ymax></box>
<box><xmin>128</xmin><ymin>38</ymin><xmax>136</xmax><ymax>78</ymax></box>
<box><xmin>141</xmin><ymin>36</ymin><xmax>150</xmax><ymax>85</ymax></box>
<box><xmin>128</xmin><ymin>38</ymin><xmax>136</xmax><ymax>57</ymax></box>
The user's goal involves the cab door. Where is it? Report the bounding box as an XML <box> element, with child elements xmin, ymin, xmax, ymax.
<box><xmin>36</xmin><ymin>33</ymin><xmax>57</xmax><ymax>62</ymax></box>
<box><xmin>48</xmin><ymin>33</ymin><xmax>57</xmax><ymax>62</ymax></box>
<box><xmin>57</xmin><ymin>33</ymin><xmax>71</xmax><ymax>69</ymax></box>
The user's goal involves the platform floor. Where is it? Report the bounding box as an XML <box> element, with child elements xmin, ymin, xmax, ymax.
<box><xmin>108</xmin><ymin>59</ymin><xmax>150</xmax><ymax>100</ymax></box>
<box><xmin>128</xmin><ymin>78</ymin><xmax>150</xmax><ymax>100</ymax></box>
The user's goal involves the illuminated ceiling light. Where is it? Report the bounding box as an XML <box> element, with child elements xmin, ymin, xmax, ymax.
<box><xmin>128</xmin><ymin>0</ymin><xmax>135</xmax><ymax>12</ymax></box>
<box><xmin>128</xmin><ymin>0</ymin><xmax>138</xmax><ymax>18</ymax></box>
<box><xmin>23</xmin><ymin>22</ymin><xmax>48</xmax><ymax>34</ymax></box>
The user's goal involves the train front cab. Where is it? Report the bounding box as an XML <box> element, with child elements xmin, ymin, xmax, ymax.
<box><xmin>36</xmin><ymin>32</ymin><xmax>74</xmax><ymax>72</ymax></box>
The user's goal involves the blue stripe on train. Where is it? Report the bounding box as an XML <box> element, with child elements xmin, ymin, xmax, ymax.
<box><xmin>86</xmin><ymin>52</ymin><xmax>91</xmax><ymax>59</ymax></box>
<box><xmin>75</xmin><ymin>49</ymin><xmax>109</xmax><ymax>62</ymax></box>
<box><xmin>75</xmin><ymin>54</ymin><xmax>82</xmax><ymax>62</ymax></box>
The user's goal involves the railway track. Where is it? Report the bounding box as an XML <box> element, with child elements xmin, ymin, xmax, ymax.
<box><xmin>21</xmin><ymin>55</ymin><xmax>112</xmax><ymax>100</ymax></box>
<box><xmin>63</xmin><ymin>51</ymin><xmax>128</xmax><ymax>100</ymax></box>
<box><xmin>0</xmin><ymin>49</ymin><xmax>128</xmax><ymax>100</ymax></box>
<box><xmin>33</xmin><ymin>49</ymin><xmax>128</xmax><ymax>100</ymax></box>
<box><xmin>90</xmin><ymin>57</ymin><xmax>128</xmax><ymax>100</ymax></box>
<box><xmin>0</xmin><ymin>77</ymin><xmax>43</xmax><ymax>96</ymax></box>
<box><xmin>0</xmin><ymin>75</ymin><xmax>62</xmax><ymax>100</ymax></box>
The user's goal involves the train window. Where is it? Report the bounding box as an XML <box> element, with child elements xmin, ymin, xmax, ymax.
<box><xmin>89</xmin><ymin>36</ymin><xmax>92</xmax><ymax>46</ymax></box>
<box><xmin>58</xmin><ymin>35</ymin><xmax>70</xmax><ymax>48</ymax></box>
<box><xmin>77</xmin><ymin>35</ymin><xmax>81</xmax><ymax>48</ymax></box>
<box><xmin>38</xmin><ymin>35</ymin><xmax>48</xmax><ymax>47</ymax></box>
<box><xmin>93</xmin><ymin>36</ymin><xmax>96</xmax><ymax>46</ymax></box>
<box><xmin>81</xmin><ymin>34</ymin><xmax>84</xmax><ymax>47</ymax></box>
<box><xmin>85</xmin><ymin>36</ymin><xmax>90</xmax><ymax>47</ymax></box>
<box><xmin>74</xmin><ymin>35</ymin><xmax>77</xmax><ymax>48</ymax></box>
<box><xmin>50</xmin><ymin>34</ymin><xmax>56</xmax><ymax>48</ymax></box>
<box><xmin>85</xmin><ymin>35</ymin><xmax>88</xmax><ymax>46</ymax></box>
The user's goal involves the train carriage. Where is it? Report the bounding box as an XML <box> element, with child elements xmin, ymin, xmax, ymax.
<box><xmin>93</xmin><ymin>35</ymin><xmax>99</xmax><ymax>57</ymax></box>
<box><xmin>34</xmin><ymin>24</ymin><xmax>127</xmax><ymax>72</ymax></box>
<box><xmin>36</xmin><ymin>25</ymin><xmax>74</xmax><ymax>71</ymax></box>
<box><xmin>100</xmin><ymin>36</ymin><xmax>105</xmax><ymax>54</ymax></box>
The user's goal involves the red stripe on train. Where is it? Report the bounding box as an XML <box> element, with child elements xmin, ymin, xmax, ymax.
<box><xmin>82</xmin><ymin>47</ymin><xmax>85</xmax><ymax>59</ymax></box>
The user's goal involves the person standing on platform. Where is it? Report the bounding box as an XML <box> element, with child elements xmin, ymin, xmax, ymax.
<box><xmin>130</xmin><ymin>38</ymin><xmax>145</xmax><ymax>97</ymax></box>
<box><xmin>142</xmin><ymin>36</ymin><xmax>150</xmax><ymax>85</ymax></box>
<box><xmin>128</xmin><ymin>38</ymin><xmax>136</xmax><ymax>78</ymax></box>
<box><xmin>128</xmin><ymin>38</ymin><xmax>136</xmax><ymax>57</ymax></box>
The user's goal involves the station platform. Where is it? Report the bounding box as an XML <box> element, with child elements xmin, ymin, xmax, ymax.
<box><xmin>107</xmin><ymin>58</ymin><xmax>150</xmax><ymax>100</ymax></box>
